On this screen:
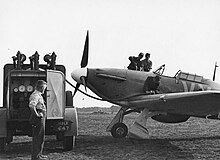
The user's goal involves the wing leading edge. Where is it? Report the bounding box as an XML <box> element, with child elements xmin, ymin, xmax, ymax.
<box><xmin>117</xmin><ymin>91</ymin><xmax>220</xmax><ymax>117</ymax></box>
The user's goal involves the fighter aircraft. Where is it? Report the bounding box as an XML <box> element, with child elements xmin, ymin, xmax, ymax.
<box><xmin>71</xmin><ymin>31</ymin><xmax>220</xmax><ymax>139</ymax></box>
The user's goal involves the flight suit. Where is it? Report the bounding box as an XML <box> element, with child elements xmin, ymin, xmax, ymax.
<box><xmin>127</xmin><ymin>56</ymin><xmax>137</xmax><ymax>70</ymax></box>
<box><xmin>127</xmin><ymin>56</ymin><xmax>143</xmax><ymax>71</ymax></box>
<box><xmin>29</xmin><ymin>90</ymin><xmax>46</xmax><ymax>160</ymax></box>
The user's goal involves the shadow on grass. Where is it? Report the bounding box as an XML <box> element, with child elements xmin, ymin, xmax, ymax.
<box><xmin>2</xmin><ymin>135</ymin><xmax>220</xmax><ymax>159</ymax></box>
<box><xmin>71</xmin><ymin>135</ymin><xmax>195</xmax><ymax>160</ymax></box>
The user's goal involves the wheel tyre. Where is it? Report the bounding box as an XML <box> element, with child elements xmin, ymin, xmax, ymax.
<box><xmin>64</xmin><ymin>91</ymin><xmax>75</xmax><ymax>151</ymax></box>
<box><xmin>63</xmin><ymin>136</ymin><xmax>75</xmax><ymax>151</ymax></box>
<box><xmin>0</xmin><ymin>138</ymin><xmax>6</xmax><ymax>152</ymax></box>
<box><xmin>66</xmin><ymin>91</ymin><xmax>73</xmax><ymax>107</ymax></box>
<box><xmin>111</xmin><ymin>123</ymin><xmax>128</xmax><ymax>138</ymax></box>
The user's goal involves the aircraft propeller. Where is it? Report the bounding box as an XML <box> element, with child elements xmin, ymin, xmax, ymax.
<box><xmin>72</xmin><ymin>31</ymin><xmax>89</xmax><ymax>97</ymax></box>
<box><xmin>81</xmin><ymin>31</ymin><xmax>89</xmax><ymax>68</ymax></box>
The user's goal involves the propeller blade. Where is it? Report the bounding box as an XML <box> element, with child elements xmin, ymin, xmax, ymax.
<box><xmin>73</xmin><ymin>82</ymin><xmax>80</xmax><ymax>97</ymax></box>
<box><xmin>81</xmin><ymin>76</ymin><xmax>87</xmax><ymax>92</ymax></box>
<box><xmin>72</xmin><ymin>31</ymin><xmax>89</xmax><ymax>97</ymax></box>
<box><xmin>81</xmin><ymin>30</ymin><xmax>89</xmax><ymax>68</ymax></box>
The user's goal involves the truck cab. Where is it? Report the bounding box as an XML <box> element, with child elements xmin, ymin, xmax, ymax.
<box><xmin>0</xmin><ymin>51</ymin><xmax>78</xmax><ymax>152</ymax></box>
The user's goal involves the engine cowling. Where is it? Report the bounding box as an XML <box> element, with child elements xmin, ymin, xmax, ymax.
<box><xmin>151</xmin><ymin>113</ymin><xmax>190</xmax><ymax>123</ymax></box>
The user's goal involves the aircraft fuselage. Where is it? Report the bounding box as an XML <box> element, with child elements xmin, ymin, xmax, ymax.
<box><xmin>86</xmin><ymin>68</ymin><xmax>220</xmax><ymax>104</ymax></box>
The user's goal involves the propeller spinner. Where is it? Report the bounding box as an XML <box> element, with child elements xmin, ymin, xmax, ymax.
<box><xmin>71</xmin><ymin>31</ymin><xmax>89</xmax><ymax>96</ymax></box>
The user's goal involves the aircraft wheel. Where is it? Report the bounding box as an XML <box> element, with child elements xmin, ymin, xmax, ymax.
<box><xmin>111</xmin><ymin>123</ymin><xmax>128</xmax><ymax>138</ymax></box>
<box><xmin>63</xmin><ymin>136</ymin><xmax>75</xmax><ymax>151</ymax></box>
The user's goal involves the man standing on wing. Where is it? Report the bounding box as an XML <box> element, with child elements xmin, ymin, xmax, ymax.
<box><xmin>141</xmin><ymin>53</ymin><xmax>152</xmax><ymax>72</ymax></box>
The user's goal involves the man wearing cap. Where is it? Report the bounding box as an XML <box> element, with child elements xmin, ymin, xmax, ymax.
<box><xmin>141</xmin><ymin>53</ymin><xmax>152</xmax><ymax>72</ymax></box>
<box><xmin>29</xmin><ymin>80</ymin><xmax>48</xmax><ymax>160</ymax></box>
<box><xmin>127</xmin><ymin>52</ymin><xmax>144</xmax><ymax>70</ymax></box>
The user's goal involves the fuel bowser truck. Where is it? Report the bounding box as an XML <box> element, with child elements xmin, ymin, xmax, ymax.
<box><xmin>0</xmin><ymin>51</ymin><xmax>78</xmax><ymax>152</ymax></box>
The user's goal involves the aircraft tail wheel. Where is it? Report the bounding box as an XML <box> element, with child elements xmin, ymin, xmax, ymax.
<box><xmin>111</xmin><ymin>123</ymin><xmax>128</xmax><ymax>138</ymax></box>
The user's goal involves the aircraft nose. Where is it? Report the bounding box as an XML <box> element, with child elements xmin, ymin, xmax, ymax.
<box><xmin>71</xmin><ymin>68</ymin><xmax>87</xmax><ymax>84</ymax></box>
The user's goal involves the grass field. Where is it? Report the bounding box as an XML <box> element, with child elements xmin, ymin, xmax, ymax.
<box><xmin>1</xmin><ymin>112</ymin><xmax>220</xmax><ymax>159</ymax></box>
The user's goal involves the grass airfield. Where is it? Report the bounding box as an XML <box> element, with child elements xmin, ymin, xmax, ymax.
<box><xmin>1</xmin><ymin>111</ymin><xmax>220</xmax><ymax>160</ymax></box>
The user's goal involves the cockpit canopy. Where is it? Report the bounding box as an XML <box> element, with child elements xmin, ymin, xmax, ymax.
<box><xmin>175</xmin><ymin>70</ymin><xmax>203</xmax><ymax>83</ymax></box>
<box><xmin>153</xmin><ymin>64</ymin><xmax>205</xmax><ymax>83</ymax></box>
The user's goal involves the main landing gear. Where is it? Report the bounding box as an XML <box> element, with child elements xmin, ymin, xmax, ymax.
<box><xmin>107</xmin><ymin>107</ymin><xmax>165</xmax><ymax>139</ymax></box>
<box><xmin>106</xmin><ymin>107</ymin><xmax>140</xmax><ymax>138</ymax></box>
<box><xmin>111</xmin><ymin>122</ymin><xmax>128</xmax><ymax>138</ymax></box>
<box><xmin>106</xmin><ymin>107</ymin><xmax>128</xmax><ymax>138</ymax></box>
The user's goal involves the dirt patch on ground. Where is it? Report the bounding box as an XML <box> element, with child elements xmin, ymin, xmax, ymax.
<box><xmin>1</xmin><ymin>113</ymin><xmax>220</xmax><ymax>159</ymax></box>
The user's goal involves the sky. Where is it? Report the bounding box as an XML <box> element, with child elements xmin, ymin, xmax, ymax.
<box><xmin>0</xmin><ymin>0</ymin><xmax>220</xmax><ymax>107</ymax></box>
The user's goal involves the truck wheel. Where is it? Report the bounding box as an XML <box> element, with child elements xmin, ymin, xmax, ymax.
<box><xmin>63</xmin><ymin>136</ymin><xmax>75</xmax><ymax>151</ymax></box>
<box><xmin>66</xmin><ymin>91</ymin><xmax>73</xmax><ymax>107</ymax></box>
<box><xmin>111</xmin><ymin>123</ymin><xmax>128</xmax><ymax>138</ymax></box>
<box><xmin>0</xmin><ymin>138</ymin><xmax>6</xmax><ymax>152</ymax></box>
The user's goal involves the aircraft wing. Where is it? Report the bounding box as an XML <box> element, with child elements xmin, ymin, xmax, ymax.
<box><xmin>119</xmin><ymin>91</ymin><xmax>220</xmax><ymax>117</ymax></box>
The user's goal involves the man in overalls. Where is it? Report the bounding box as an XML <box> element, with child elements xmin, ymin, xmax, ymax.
<box><xmin>29</xmin><ymin>80</ymin><xmax>48</xmax><ymax>160</ymax></box>
<box><xmin>141</xmin><ymin>53</ymin><xmax>152</xmax><ymax>72</ymax></box>
<box><xmin>127</xmin><ymin>52</ymin><xmax>144</xmax><ymax>70</ymax></box>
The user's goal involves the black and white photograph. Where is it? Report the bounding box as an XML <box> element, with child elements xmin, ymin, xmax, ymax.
<box><xmin>0</xmin><ymin>0</ymin><xmax>220</xmax><ymax>159</ymax></box>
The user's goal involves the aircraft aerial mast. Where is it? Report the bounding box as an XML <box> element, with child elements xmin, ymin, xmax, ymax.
<box><xmin>213</xmin><ymin>62</ymin><xmax>218</xmax><ymax>81</ymax></box>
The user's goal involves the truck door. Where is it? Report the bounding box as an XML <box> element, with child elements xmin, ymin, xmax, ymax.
<box><xmin>47</xmin><ymin>70</ymin><xmax>65</xmax><ymax>119</ymax></box>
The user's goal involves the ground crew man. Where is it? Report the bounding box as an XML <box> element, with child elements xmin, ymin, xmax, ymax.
<box><xmin>141</xmin><ymin>53</ymin><xmax>152</xmax><ymax>72</ymax></box>
<box><xmin>127</xmin><ymin>52</ymin><xmax>144</xmax><ymax>70</ymax></box>
<box><xmin>29</xmin><ymin>80</ymin><xmax>48</xmax><ymax>160</ymax></box>
<box><xmin>127</xmin><ymin>56</ymin><xmax>137</xmax><ymax>70</ymax></box>
<box><xmin>143</xmin><ymin>75</ymin><xmax>161</xmax><ymax>94</ymax></box>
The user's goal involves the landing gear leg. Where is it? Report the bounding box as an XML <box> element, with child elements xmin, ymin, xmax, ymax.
<box><xmin>106</xmin><ymin>107</ymin><xmax>128</xmax><ymax>138</ymax></box>
<box><xmin>128</xmin><ymin>108</ymin><xmax>162</xmax><ymax>139</ymax></box>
